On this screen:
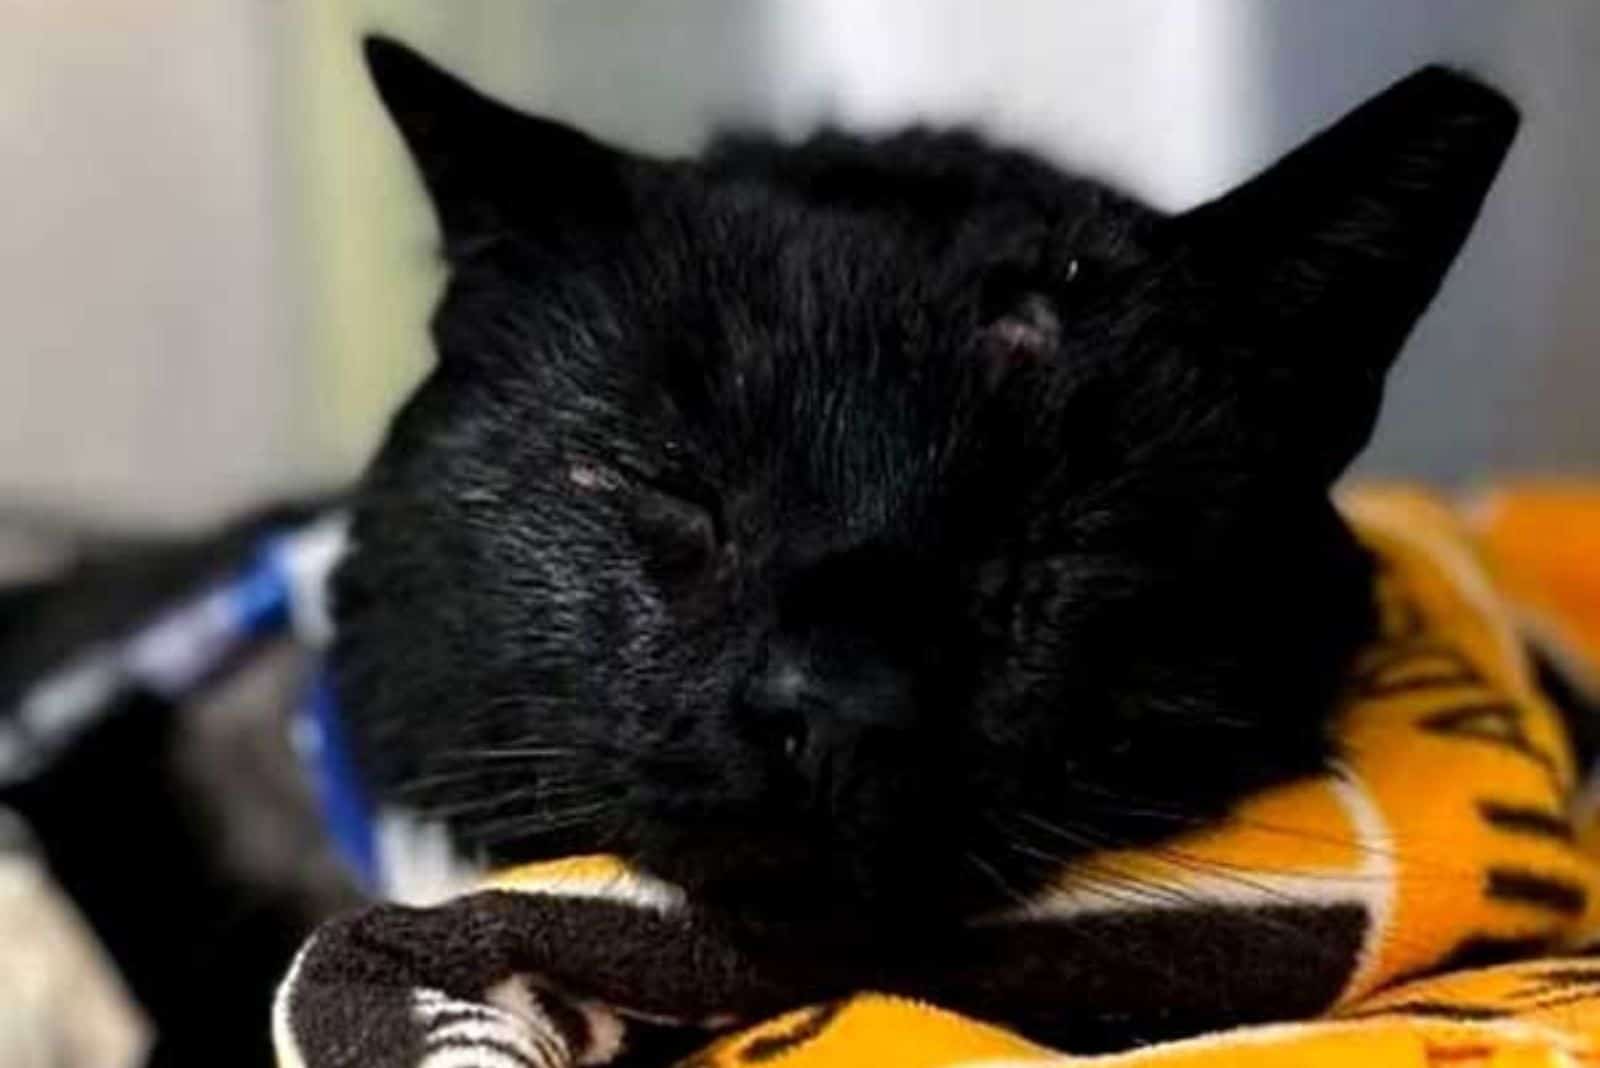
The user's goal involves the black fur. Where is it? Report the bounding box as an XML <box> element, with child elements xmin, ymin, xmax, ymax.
<box><xmin>338</xmin><ymin>39</ymin><xmax>1517</xmax><ymax>939</ymax></box>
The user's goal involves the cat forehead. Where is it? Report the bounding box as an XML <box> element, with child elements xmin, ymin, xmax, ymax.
<box><xmin>436</xmin><ymin>160</ymin><xmax>1121</xmax><ymax>485</ymax></box>
<box><xmin>699</xmin><ymin>127</ymin><xmax>1150</xmax><ymax>236</ymax></box>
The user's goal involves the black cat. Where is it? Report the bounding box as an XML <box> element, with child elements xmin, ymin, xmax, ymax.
<box><xmin>0</xmin><ymin>40</ymin><xmax>1521</xmax><ymax>1063</ymax></box>
<box><xmin>338</xmin><ymin>40</ymin><xmax>1516</xmax><ymax>935</ymax></box>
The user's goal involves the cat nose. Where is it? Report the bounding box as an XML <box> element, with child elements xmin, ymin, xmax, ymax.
<box><xmin>737</xmin><ymin>642</ymin><xmax>916</xmax><ymax>767</ymax></box>
<box><xmin>739</xmin><ymin>647</ymin><xmax>821</xmax><ymax>761</ymax></box>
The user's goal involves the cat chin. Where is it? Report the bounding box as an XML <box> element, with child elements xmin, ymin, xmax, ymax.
<box><xmin>616</xmin><ymin>817</ymin><xmax>988</xmax><ymax>935</ymax></box>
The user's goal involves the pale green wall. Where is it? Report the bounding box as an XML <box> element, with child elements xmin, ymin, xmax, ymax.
<box><xmin>282</xmin><ymin>1</ymin><xmax>545</xmax><ymax>476</ymax></box>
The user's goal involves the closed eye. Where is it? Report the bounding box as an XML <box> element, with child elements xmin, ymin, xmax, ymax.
<box><xmin>631</xmin><ymin>471</ymin><xmax>727</xmax><ymax>544</ymax></box>
<box><xmin>623</xmin><ymin>472</ymin><xmax>727</xmax><ymax>584</ymax></box>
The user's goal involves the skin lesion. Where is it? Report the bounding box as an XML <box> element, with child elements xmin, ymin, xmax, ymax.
<box><xmin>568</xmin><ymin>464</ymin><xmax>625</xmax><ymax>494</ymax></box>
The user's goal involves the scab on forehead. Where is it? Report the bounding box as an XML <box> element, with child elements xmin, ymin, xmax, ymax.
<box><xmin>568</xmin><ymin>463</ymin><xmax>624</xmax><ymax>492</ymax></box>
<box><xmin>979</xmin><ymin>291</ymin><xmax>1063</xmax><ymax>388</ymax></box>
<box><xmin>988</xmin><ymin>293</ymin><xmax>1062</xmax><ymax>356</ymax></box>
<box><xmin>971</xmin><ymin>254</ymin><xmax>1080</xmax><ymax>384</ymax></box>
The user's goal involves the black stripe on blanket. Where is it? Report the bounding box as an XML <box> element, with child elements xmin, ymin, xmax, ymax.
<box><xmin>280</xmin><ymin>894</ymin><xmax>1375</xmax><ymax>1063</ymax></box>
<box><xmin>1477</xmin><ymin>801</ymin><xmax>1574</xmax><ymax>842</ymax></box>
<box><xmin>278</xmin><ymin>892</ymin><xmax>862</xmax><ymax>1068</ymax></box>
<box><xmin>1340</xmin><ymin>1000</ymin><xmax>1508</xmax><ymax>1022</ymax></box>
<box><xmin>906</xmin><ymin>903</ymin><xmax>1369</xmax><ymax>1053</ymax></box>
<box><xmin>1485</xmin><ymin>868</ymin><xmax>1589</xmax><ymax>917</ymax></box>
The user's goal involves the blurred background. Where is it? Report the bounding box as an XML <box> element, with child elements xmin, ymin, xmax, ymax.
<box><xmin>3</xmin><ymin>3</ymin><xmax>1599</xmax><ymax>1065</ymax></box>
<box><xmin>3</xmin><ymin>0</ymin><xmax>1598</xmax><ymax>541</ymax></box>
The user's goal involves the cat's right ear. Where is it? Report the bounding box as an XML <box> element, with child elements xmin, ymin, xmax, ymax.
<box><xmin>364</xmin><ymin>36</ymin><xmax>634</xmax><ymax>249</ymax></box>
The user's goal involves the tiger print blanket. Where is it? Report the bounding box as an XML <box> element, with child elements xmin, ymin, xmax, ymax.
<box><xmin>273</xmin><ymin>488</ymin><xmax>1600</xmax><ymax>1068</ymax></box>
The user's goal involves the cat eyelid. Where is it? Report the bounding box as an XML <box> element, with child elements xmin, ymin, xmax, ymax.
<box><xmin>618</xmin><ymin>465</ymin><xmax>728</xmax><ymax>543</ymax></box>
<box><xmin>566</xmin><ymin>454</ymin><xmax>727</xmax><ymax>542</ymax></box>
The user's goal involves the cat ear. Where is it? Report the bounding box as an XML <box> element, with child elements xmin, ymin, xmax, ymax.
<box><xmin>363</xmin><ymin>36</ymin><xmax>633</xmax><ymax>248</ymax></box>
<box><xmin>1168</xmin><ymin>66</ymin><xmax>1519</xmax><ymax>480</ymax></box>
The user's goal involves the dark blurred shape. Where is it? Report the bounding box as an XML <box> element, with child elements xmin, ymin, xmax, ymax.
<box><xmin>0</xmin><ymin>504</ymin><xmax>361</xmax><ymax>1068</ymax></box>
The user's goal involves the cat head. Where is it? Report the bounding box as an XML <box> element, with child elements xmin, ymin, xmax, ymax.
<box><xmin>336</xmin><ymin>38</ymin><xmax>1517</xmax><ymax>927</ymax></box>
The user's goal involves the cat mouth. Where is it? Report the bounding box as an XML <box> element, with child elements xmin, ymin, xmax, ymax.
<box><xmin>620</xmin><ymin>789</ymin><xmax>1003</xmax><ymax>931</ymax></box>
<box><xmin>614</xmin><ymin>725</ymin><xmax>1006</xmax><ymax>926</ymax></box>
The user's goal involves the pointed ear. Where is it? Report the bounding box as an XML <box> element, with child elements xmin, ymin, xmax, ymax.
<box><xmin>363</xmin><ymin>36</ymin><xmax>633</xmax><ymax>249</ymax></box>
<box><xmin>1169</xmin><ymin>66</ymin><xmax>1519</xmax><ymax>480</ymax></box>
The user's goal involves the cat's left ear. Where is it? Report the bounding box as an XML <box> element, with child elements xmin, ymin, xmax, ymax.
<box><xmin>364</xmin><ymin>36</ymin><xmax>636</xmax><ymax>250</ymax></box>
<box><xmin>1167</xmin><ymin>66</ymin><xmax>1519</xmax><ymax>480</ymax></box>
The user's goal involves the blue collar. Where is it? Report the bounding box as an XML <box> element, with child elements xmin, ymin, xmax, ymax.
<box><xmin>1</xmin><ymin>516</ymin><xmax>381</xmax><ymax>891</ymax></box>
<box><xmin>300</xmin><ymin>667</ymin><xmax>378</xmax><ymax>889</ymax></box>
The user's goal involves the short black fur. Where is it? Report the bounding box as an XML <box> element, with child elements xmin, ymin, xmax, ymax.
<box><xmin>338</xmin><ymin>39</ymin><xmax>1518</xmax><ymax>938</ymax></box>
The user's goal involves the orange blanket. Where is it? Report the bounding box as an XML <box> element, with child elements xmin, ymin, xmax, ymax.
<box><xmin>274</xmin><ymin>485</ymin><xmax>1600</xmax><ymax>1068</ymax></box>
